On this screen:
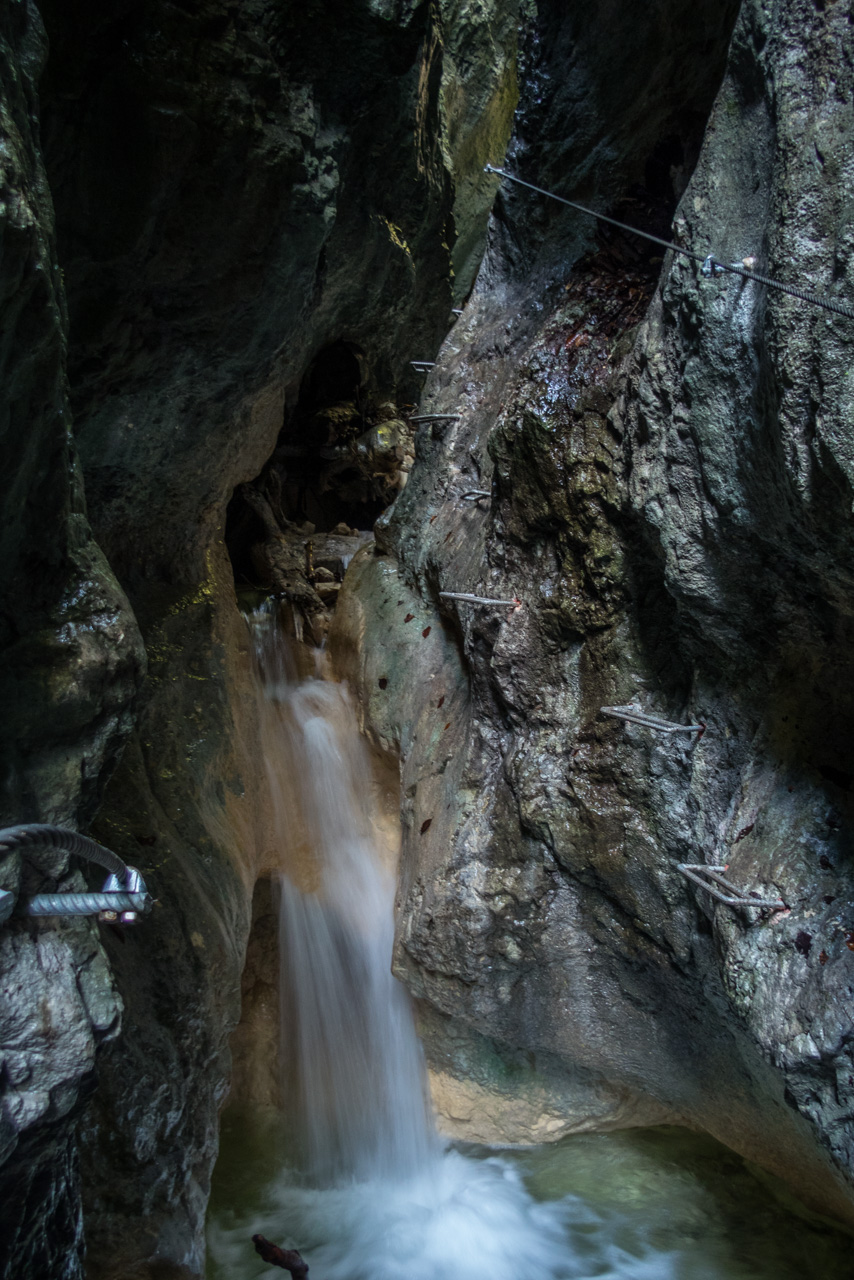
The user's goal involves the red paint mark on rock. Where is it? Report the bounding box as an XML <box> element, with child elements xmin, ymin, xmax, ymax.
<box><xmin>422</xmin><ymin>626</ymin><xmax>431</xmax><ymax>638</ymax></box>
<box><xmin>437</xmin><ymin>696</ymin><xmax>445</xmax><ymax>709</ymax></box>
<box><xmin>378</xmin><ymin>677</ymin><xmax>388</xmax><ymax>689</ymax></box>
<box><xmin>420</xmin><ymin>818</ymin><xmax>432</xmax><ymax>835</ymax></box>
<box><xmin>794</xmin><ymin>931</ymin><xmax>812</xmax><ymax>957</ymax></box>
<box><xmin>404</xmin><ymin>614</ymin><xmax>414</xmax><ymax>623</ymax></box>
<box><xmin>734</xmin><ymin>824</ymin><xmax>754</xmax><ymax>843</ymax></box>
<box><xmin>819</xmin><ymin>951</ymin><xmax>828</xmax><ymax>965</ymax></box>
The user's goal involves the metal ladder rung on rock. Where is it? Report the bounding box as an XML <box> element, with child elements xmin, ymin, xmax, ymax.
<box><xmin>677</xmin><ymin>863</ymin><xmax>785</xmax><ymax>910</ymax></box>
<box><xmin>601</xmin><ymin>704</ymin><xmax>705</xmax><ymax>734</ymax></box>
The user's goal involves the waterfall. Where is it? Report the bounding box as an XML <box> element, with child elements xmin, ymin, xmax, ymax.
<box><xmin>247</xmin><ymin>600</ymin><xmax>433</xmax><ymax>1183</ymax></box>
<box><xmin>208</xmin><ymin>599</ymin><xmax>852</xmax><ymax>1280</ymax></box>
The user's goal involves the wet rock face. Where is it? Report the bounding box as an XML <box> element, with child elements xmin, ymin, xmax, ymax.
<box><xmin>0</xmin><ymin>6</ymin><xmax>141</xmax><ymax>1278</ymax></box>
<box><xmin>37</xmin><ymin>0</ymin><xmax>520</xmax><ymax>585</ymax></box>
<box><xmin>75</xmin><ymin>544</ymin><xmax>275</xmax><ymax>1280</ymax></box>
<box><xmin>0</xmin><ymin>903</ymin><xmax>122</xmax><ymax>1280</ymax></box>
<box><xmin>623</xmin><ymin>0</ymin><xmax>854</xmax><ymax>1198</ymax></box>
<box><xmin>0</xmin><ymin>0</ymin><xmax>143</xmax><ymax>833</ymax></box>
<box><xmin>332</xmin><ymin>0</ymin><xmax>854</xmax><ymax>1228</ymax></box>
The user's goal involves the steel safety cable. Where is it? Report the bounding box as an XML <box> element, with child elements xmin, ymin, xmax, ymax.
<box><xmin>697</xmin><ymin>257</ymin><xmax>854</xmax><ymax>320</ymax></box>
<box><xmin>0</xmin><ymin>824</ymin><xmax>129</xmax><ymax>875</ymax></box>
<box><xmin>484</xmin><ymin>164</ymin><xmax>854</xmax><ymax>322</ymax></box>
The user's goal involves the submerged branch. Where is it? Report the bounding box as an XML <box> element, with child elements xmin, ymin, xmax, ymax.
<box><xmin>252</xmin><ymin>1235</ymin><xmax>309</xmax><ymax>1278</ymax></box>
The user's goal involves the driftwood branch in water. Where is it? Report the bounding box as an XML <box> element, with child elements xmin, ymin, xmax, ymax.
<box><xmin>251</xmin><ymin>1234</ymin><xmax>309</xmax><ymax>1278</ymax></box>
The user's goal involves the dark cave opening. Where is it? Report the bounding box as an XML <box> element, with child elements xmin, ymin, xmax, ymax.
<box><xmin>225</xmin><ymin>339</ymin><xmax>414</xmax><ymax>603</ymax></box>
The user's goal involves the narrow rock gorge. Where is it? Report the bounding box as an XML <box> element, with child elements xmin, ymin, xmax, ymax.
<box><xmin>2</xmin><ymin>0</ymin><xmax>854</xmax><ymax>1276</ymax></box>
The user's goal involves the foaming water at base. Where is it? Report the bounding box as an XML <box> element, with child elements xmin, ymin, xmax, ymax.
<box><xmin>207</xmin><ymin>1111</ymin><xmax>853</xmax><ymax>1280</ymax></box>
<box><xmin>268</xmin><ymin>1156</ymin><xmax>584</xmax><ymax>1280</ymax></box>
<box><xmin>209</xmin><ymin>1144</ymin><xmax>655</xmax><ymax>1280</ymax></box>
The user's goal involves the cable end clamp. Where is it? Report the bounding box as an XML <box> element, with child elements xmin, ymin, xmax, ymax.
<box><xmin>98</xmin><ymin>866</ymin><xmax>150</xmax><ymax>925</ymax></box>
<box><xmin>701</xmin><ymin>254</ymin><xmax>724</xmax><ymax>278</ymax></box>
<box><xmin>484</xmin><ymin>164</ymin><xmax>496</xmax><ymax>175</ymax></box>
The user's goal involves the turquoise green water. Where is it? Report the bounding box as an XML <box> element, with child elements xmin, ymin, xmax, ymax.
<box><xmin>206</xmin><ymin>1106</ymin><xmax>852</xmax><ymax>1280</ymax></box>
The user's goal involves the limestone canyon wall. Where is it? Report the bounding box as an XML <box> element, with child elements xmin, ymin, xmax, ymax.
<box><xmin>333</xmin><ymin>0</ymin><xmax>854</xmax><ymax>1227</ymax></box>
<box><xmin>0</xmin><ymin>4</ymin><xmax>143</xmax><ymax>1275</ymax></box>
<box><xmin>1</xmin><ymin>0</ymin><xmax>854</xmax><ymax>1277</ymax></box>
<box><xmin>3</xmin><ymin>2</ymin><xmax>523</xmax><ymax>1276</ymax></box>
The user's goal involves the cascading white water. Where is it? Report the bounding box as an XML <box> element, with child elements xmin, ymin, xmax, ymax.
<box><xmin>209</xmin><ymin>601</ymin><xmax>851</xmax><ymax>1280</ymax></box>
<box><xmin>248</xmin><ymin>600</ymin><xmax>432</xmax><ymax>1182</ymax></box>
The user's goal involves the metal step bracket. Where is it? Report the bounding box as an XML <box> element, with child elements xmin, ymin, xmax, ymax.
<box><xmin>601</xmin><ymin>704</ymin><xmax>705</xmax><ymax>735</ymax></box>
<box><xmin>677</xmin><ymin>863</ymin><xmax>786</xmax><ymax>911</ymax></box>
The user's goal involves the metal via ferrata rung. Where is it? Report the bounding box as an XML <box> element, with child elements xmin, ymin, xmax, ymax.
<box><xmin>677</xmin><ymin>863</ymin><xmax>786</xmax><ymax>912</ymax></box>
<box><xmin>439</xmin><ymin>590</ymin><xmax>520</xmax><ymax>607</ymax></box>
<box><xmin>0</xmin><ymin>824</ymin><xmax>153</xmax><ymax>925</ymax></box>
<box><xmin>408</xmin><ymin>414</ymin><xmax>460</xmax><ymax>423</ymax></box>
<box><xmin>601</xmin><ymin>704</ymin><xmax>705</xmax><ymax>735</ymax></box>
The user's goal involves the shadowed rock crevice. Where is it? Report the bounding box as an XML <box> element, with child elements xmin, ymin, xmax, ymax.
<box><xmin>36</xmin><ymin>0</ymin><xmax>518</xmax><ymax>587</ymax></box>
